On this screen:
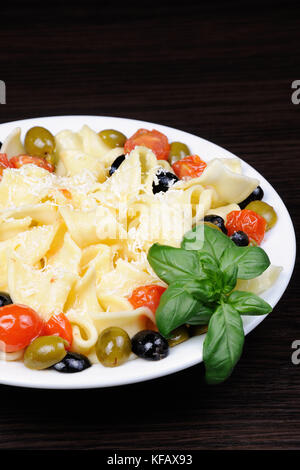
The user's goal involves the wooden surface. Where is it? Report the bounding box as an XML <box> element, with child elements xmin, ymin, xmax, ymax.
<box><xmin>0</xmin><ymin>1</ymin><xmax>299</xmax><ymax>450</ymax></box>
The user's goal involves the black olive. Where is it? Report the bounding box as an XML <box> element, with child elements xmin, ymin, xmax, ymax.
<box><xmin>109</xmin><ymin>154</ymin><xmax>125</xmax><ymax>176</ymax></box>
<box><xmin>131</xmin><ymin>330</ymin><xmax>169</xmax><ymax>361</ymax></box>
<box><xmin>0</xmin><ymin>292</ymin><xmax>12</xmax><ymax>307</ymax></box>
<box><xmin>152</xmin><ymin>170</ymin><xmax>179</xmax><ymax>194</ymax></box>
<box><xmin>230</xmin><ymin>230</ymin><xmax>249</xmax><ymax>246</ymax></box>
<box><xmin>239</xmin><ymin>186</ymin><xmax>264</xmax><ymax>209</ymax></box>
<box><xmin>52</xmin><ymin>351</ymin><xmax>92</xmax><ymax>373</ymax></box>
<box><xmin>203</xmin><ymin>215</ymin><xmax>227</xmax><ymax>234</ymax></box>
<box><xmin>0</xmin><ymin>141</ymin><xmax>2</xmax><ymax>148</ymax></box>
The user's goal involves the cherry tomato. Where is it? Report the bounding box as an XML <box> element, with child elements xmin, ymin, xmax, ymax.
<box><xmin>0</xmin><ymin>163</ymin><xmax>9</xmax><ymax>179</ymax></box>
<box><xmin>0</xmin><ymin>153</ymin><xmax>13</xmax><ymax>179</ymax></box>
<box><xmin>124</xmin><ymin>129</ymin><xmax>170</xmax><ymax>160</ymax></box>
<box><xmin>129</xmin><ymin>285</ymin><xmax>167</xmax><ymax>313</ymax></box>
<box><xmin>172</xmin><ymin>155</ymin><xmax>207</xmax><ymax>180</ymax></box>
<box><xmin>43</xmin><ymin>313</ymin><xmax>73</xmax><ymax>350</ymax></box>
<box><xmin>0</xmin><ymin>304</ymin><xmax>44</xmax><ymax>352</ymax></box>
<box><xmin>226</xmin><ymin>209</ymin><xmax>267</xmax><ymax>245</ymax></box>
<box><xmin>0</xmin><ymin>153</ymin><xmax>12</xmax><ymax>167</ymax></box>
<box><xmin>10</xmin><ymin>155</ymin><xmax>54</xmax><ymax>173</ymax></box>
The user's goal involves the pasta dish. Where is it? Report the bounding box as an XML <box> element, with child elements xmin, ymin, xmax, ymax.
<box><xmin>0</xmin><ymin>123</ymin><xmax>281</xmax><ymax>382</ymax></box>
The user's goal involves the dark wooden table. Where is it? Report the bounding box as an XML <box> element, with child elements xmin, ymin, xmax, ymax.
<box><xmin>0</xmin><ymin>0</ymin><xmax>299</xmax><ymax>451</ymax></box>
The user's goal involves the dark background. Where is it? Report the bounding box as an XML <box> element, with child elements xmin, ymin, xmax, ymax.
<box><xmin>0</xmin><ymin>0</ymin><xmax>299</xmax><ymax>450</ymax></box>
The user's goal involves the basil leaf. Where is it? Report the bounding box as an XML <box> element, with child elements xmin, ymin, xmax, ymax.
<box><xmin>227</xmin><ymin>291</ymin><xmax>272</xmax><ymax>315</ymax></box>
<box><xmin>185</xmin><ymin>278</ymin><xmax>220</xmax><ymax>303</ymax></box>
<box><xmin>161</xmin><ymin>277</ymin><xmax>216</xmax><ymax>303</ymax></box>
<box><xmin>167</xmin><ymin>255</ymin><xmax>222</xmax><ymax>302</ymax></box>
<box><xmin>203</xmin><ymin>303</ymin><xmax>244</xmax><ymax>384</ymax></box>
<box><xmin>197</xmin><ymin>250</ymin><xmax>220</xmax><ymax>269</ymax></box>
<box><xmin>186</xmin><ymin>304</ymin><xmax>214</xmax><ymax>325</ymax></box>
<box><xmin>201</xmin><ymin>264</ymin><xmax>224</xmax><ymax>298</ymax></box>
<box><xmin>222</xmin><ymin>264</ymin><xmax>238</xmax><ymax>294</ymax></box>
<box><xmin>155</xmin><ymin>282</ymin><xmax>213</xmax><ymax>337</ymax></box>
<box><xmin>182</xmin><ymin>224</ymin><xmax>233</xmax><ymax>262</ymax></box>
<box><xmin>220</xmin><ymin>245</ymin><xmax>270</xmax><ymax>280</ymax></box>
<box><xmin>148</xmin><ymin>244</ymin><xmax>205</xmax><ymax>284</ymax></box>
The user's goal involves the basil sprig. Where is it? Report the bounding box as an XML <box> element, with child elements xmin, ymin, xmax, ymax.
<box><xmin>148</xmin><ymin>224</ymin><xmax>272</xmax><ymax>384</ymax></box>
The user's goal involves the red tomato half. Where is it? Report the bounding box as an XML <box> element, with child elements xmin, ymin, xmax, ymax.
<box><xmin>172</xmin><ymin>155</ymin><xmax>207</xmax><ymax>180</ymax></box>
<box><xmin>129</xmin><ymin>285</ymin><xmax>167</xmax><ymax>313</ymax></box>
<box><xmin>10</xmin><ymin>155</ymin><xmax>54</xmax><ymax>172</ymax></box>
<box><xmin>43</xmin><ymin>313</ymin><xmax>73</xmax><ymax>350</ymax></box>
<box><xmin>226</xmin><ymin>209</ymin><xmax>267</xmax><ymax>245</ymax></box>
<box><xmin>124</xmin><ymin>129</ymin><xmax>170</xmax><ymax>160</ymax></box>
<box><xmin>0</xmin><ymin>304</ymin><xmax>44</xmax><ymax>352</ymax></box>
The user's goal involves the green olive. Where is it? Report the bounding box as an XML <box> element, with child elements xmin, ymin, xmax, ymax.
<box><xmin>189</xmin><ymin>325</ymin><xmax>208</xmax><ymax>336</ymax></box>
<box><xmin>168</xmin><ymin>141</ymin><xmax>190</xmax><ymax>165</ymax></box>
<box><xmin>95</xmin><ymin>327</ymin><xmax>131</xmax><ymax>367</ymax></box>
<box><xmin>245</xmin><ymin>200</ymin><xmax>277</xmax><ymax>231</ymax></box>
<box><xmin>24</xmin><ymin>336</ymin><xmax>67</xmax><ymax>370</ymax></box>
<box><xmin>168</xmin><ymin>326</ymin><xmax>189</xmax><ymax>347</ymax></box>
<box><xmin>25</xmin><ymin>126</ymin><xmax>56</xmax><ymax>159</ymax></box>
<box><xmin>99</xmin><ymin>129</ymin><xmax>127</xmax><ymax>149</ymax></box>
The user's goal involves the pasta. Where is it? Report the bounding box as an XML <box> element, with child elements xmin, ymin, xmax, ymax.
<box><xmin>235</xmin><ymin>265</ymin><xmax>283</xmax><ymax>295</ymax></box>
<box><xmin>1</xmin><ymin>127</ymin><xmax>25</xmax><ymax>158</ymax></box>
<box><xmin>0</xmin><ymin>123</ymin><xmax>281</xmax><ymax>370</ymax></box>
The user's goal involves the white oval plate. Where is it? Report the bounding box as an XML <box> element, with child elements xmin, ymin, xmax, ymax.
<box><xmin>0</xmin><ymin>115</ymin><xmax>296</xmax><ymax>389</ymax></box>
